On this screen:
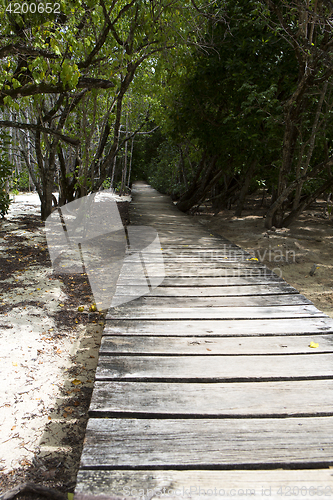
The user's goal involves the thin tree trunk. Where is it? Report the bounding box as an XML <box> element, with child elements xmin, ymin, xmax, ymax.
<box><xmin>235</xmin><ymin>159</ymin><xmax>258</xmax><ymax>217</ymax></box>
<box><xmin>110</xmin><ymin>155</ymin><xmax>117</xmax><ymax>190</ymax></box>
<box><xmin>121</xmin><ymin>111</ymin><xmax>129</xmax><ymax>194</ymax></box>
<box><xmin>127</xmin><ymin>136</ymin><xmax>134</xmax><ymax>188</ymax></box>
<box><xmin>265</xmin><ymin>177</ymin><xmax>304</xmax><ymax>229</ymax></box>
<box><xmin>282</xmin><ymin>177</ymin><xmax>333</xmax><ymax>227</ymax></box>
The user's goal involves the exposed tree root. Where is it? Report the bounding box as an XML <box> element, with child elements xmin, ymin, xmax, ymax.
<box><xmin>0</xmin><ymin>482</ymin><xmax>67</xmax><ymax>500</ymax></box>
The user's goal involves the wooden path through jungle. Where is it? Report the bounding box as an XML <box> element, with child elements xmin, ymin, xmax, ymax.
<box><xmin>75</xmin><ymin>182</ymin><xmax>333</xmax><ymax>499</ymax></box>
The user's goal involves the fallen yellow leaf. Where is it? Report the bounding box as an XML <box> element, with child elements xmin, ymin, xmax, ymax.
<box><xmin>71</xmin><ymin>379</ymin><xmax>82</xmax><ymax>385</ymax></box>
<box><xmin>309</xmin><ymin>341</ymin><xmax>319</xmax><ymax>348</ymax></box>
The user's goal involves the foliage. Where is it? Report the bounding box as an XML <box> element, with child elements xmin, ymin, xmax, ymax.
<box><xmin>16</xmin><ymin>168</ymin><xmax>30</xmax><ymax>191</ymax></box>
<box><xmin>149</xmin><ymin>0</ymin><xmax>333</xmax><ymax>225</ymax></box>
<box><xmin>0</xmin><ymin>0</ymin><xmax>200</xmax><ymax>219</ymax></box>
<box><xmin>146</xmin><ymin>139</ymin><xmax>181</xmax><ymax>195</ymax></box>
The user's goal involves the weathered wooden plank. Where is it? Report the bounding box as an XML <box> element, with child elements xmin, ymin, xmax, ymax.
<box><xmin>89</xmin><ymin>380</ymin><xmax>333</xmax><ymax>417</ymax></box>
<box><xmin>104</xmin><ymin>317</ymin><xmax>333</xmax><ymax>336</ymax></box>
<box><xmin>75</xmin><ymin>469</ymin><xmax>333</xmax><ymax>500</ymax></box>
<box><xmin>160</xmin><ymin>252</ymin><xmax>249</xmax><ymax>258</ymax></box>
<box><xmin>124</xmin><ymin>257</ymin><xmax>260</xmax><ymax>264</ymax></box>
<box><xmin>95</xmin><ymin>353</ymin><xmax>333</xmax><ymax>381</ymax></box>
<box><xmin>107</xmin><ymin>304</ymin><xmax>323</xmax><ymax>320</ymax></box>
<box><xmin>114</xmin><ymin>284</ymin><xmax>299</xmax><ymax>296</ymax></box>
<box><xmin>114</xmin><ymin>294</ymin><xmax>312</xmax><ymax>309</ymax></box>
<box><xmin>162</xmin><ymin>245</ymin><xmax>244</xmax><ymax>250</ymax></box>
<box><xmin>127</xmin><ymin>249</ymin><xmax>249</xmax><ymax>256</ymax></box>
<box><xmin>119</xmin><ymin>266</ymin><xmax>275</xmax><ymax>278</ymax></box>
<box><xmin>79</xmin><ymin>417</ymin><xmax>333</xmax><ymax>468</ymax></box>
<box><xmin>99</xmin><ymin>334</ymin><xmax>333</xmax><ymax>355</ymax></box>
<box><xmin>118</xmin><ymin>276</ymin><xmax>285</xmax><ymax>286</ymax></box>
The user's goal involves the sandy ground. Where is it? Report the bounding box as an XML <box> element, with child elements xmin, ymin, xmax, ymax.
<box><xmin>193</xmin><ymin>197</ymin><xmax>333</xmax><ymax>318</ymax></box>
<box><xmin>0</xmin><ymin>193</ymin><xmax>119</xmax><ymax>495</ymax></box>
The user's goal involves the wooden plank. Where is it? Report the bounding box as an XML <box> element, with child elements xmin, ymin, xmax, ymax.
<box><xmin>104</xmin><ymin>317</ymin><xmax>333</xmax><ymax>336</ymax></box>
<box><xmin>107</xmin><ymin>305</ymin><xmax>323</xmax><ymax>320</ymax></box>
<box><xmin>119</xmin><ymin>267</ymin><xmax>275</xmax><ymax>278</ymax></box>
<box><xmin>114</xmin><ymin>284</ymin><xmax>299</xmax><ymax>296</ymax></box>
<box><xmin>75</xmin><ymin>469</ymin><xmax>333</xmax><ymax>500</ymax></box>
<box><xmin>95</xmin><ymin>353</ymin><xmax>333</xmax><ymax>381</ymax></box>
<box><xmin>114</xmin><ymin>294</ymin><xmax>312</xmax><ymax>308</ymax></box>
<box><xmin>160</xmin><ymin>254</ymin><xmax>250</xmax><ymax>259</ymax></box>
<box><xmin>79</xmin><ymin>417</ymin><xmax>333</xmax><ymax>468</ymax></box>
<box><xmin>89</xmin><ymin>380</ymin><xmax>333</xmax><ymax>417</ymax></box>
<box><xmin>127</xmin><ymin>250</ymin><xmax>250</xmax><ymax>256</ymax></box>
<box><xmin>119</xmin><ymin>276</ymin><xmax>285</xmax><ymax>286</ymax></box>
<box><xmin>99</xmin><ymin>334</ymin><xmax>333</xmax><ymax>355</ymax></box>
<box><xmin>125</xmin><ymin>257</ymin><xmax>260</xmax><ymax>264</ymax></box>
<box><xmin>163</xmin><ymin>261</ymin><xmax>267</xmax><ymax>268</ymax></box>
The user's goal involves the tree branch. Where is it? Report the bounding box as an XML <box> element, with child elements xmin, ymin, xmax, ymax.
<box><xmin>0</xmin><ymin>77</ymin><xmax>114</xmax><ymax>105</ymax></box>
<box><xmin>20</xmin><ymin>148</ymin><xmax>43</xmax><ymax>200</ymax></box>
<box><xmin>0</xmin><ymin>120</ymin><xmax>80</xmax><ymax>146</ymax></box>
<box><xmin>0</xmin><ymin>43</ymin><xmax>59</xmax><ymax>59</ymax></box>
<box><xmin>0</xmin><ymin>482</ymin><xmax>66</xmax><ymax>500</ymax></box>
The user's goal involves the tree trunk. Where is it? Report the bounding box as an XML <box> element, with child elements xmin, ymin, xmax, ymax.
<box><xmin>41</xmin><ymin>174</ymin><xmax>54</xmax><ymax>221</ymax></box>
<box><xmin>177</xmin><ymin>156</ymin><xmax>220</xmax><ymax>212</ymax></box>
<box><xmin>127</xmin><ymin>137</ymin><xmax>134</xmax><ymax>188</ymax></box>
<box><xmin>282</xmin><ymin>177</ymin><xmax>333</xmax><ymax>227</ymax></box>
<box><xmin>235</xmin><ymin>159</ymin><xmax>258</xmax><ymax>217</ymax></box>
<box><xmin>264</xmin><ymin>178</ymin><xmax>302</xmax><ymax>229</ymax></box>
<box><xmin>176</xmin><ymin>154</ymin><xmax>207</xmax><ymax>211</ymax></box>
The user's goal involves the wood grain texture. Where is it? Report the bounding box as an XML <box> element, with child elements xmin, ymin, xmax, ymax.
<box><xmin>114</xmin><ymin>284</ymin><xmax>299</xmax><ymax>297</ymax></box>
<box><xmin>118</xmin><ymin>267</ymin><xmax>277</xmax><ymax>278</ymax></box>
<box><xmin>103</xmin><ymin>317</ymin><xmax>333</xmax><ymax>336</ymax></box>
<box><xmin>75</xmin><ymin>469</ymin><xmax>333</xmax><ymax>500</ymax></box>
<box><xmin>99</xmin><ymin>334</ymin><xmax>333</xmax><ymax>355</ymax></box>
<box><xmin>89</xmin><ymin>379</ymin><xmax>333</xmax><ymax>417</ymax></box>
<box><xmin>79</xmin><ymin>417</ymin><xmax>333</xmax><ymax>468</ymax></box>
<box><xmin>95</xmin><ymin>353</ymin><xmax>333</xmax><ymax>381</ymax></box>
<box><xmin>118</xmin><ymin>276</ymin><xmax>285</xmax><ymax>285</ymax></box>
<box><xmin>107</xmin><ymin>304</ymin><xmax>323</xmax><ymax>320</ymax></box>
<box><xmin>113</xmin><ymin>294</ymin><xmax>311</xmax><ymax>308</ymax></box>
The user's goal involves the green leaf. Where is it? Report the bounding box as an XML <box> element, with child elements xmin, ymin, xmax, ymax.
<box><xmin>3</xmin><ymin>96</ymin><xmax>13</xmax><ymax>106</ymax></box>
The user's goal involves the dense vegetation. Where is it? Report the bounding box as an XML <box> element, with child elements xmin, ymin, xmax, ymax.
<box><xmin>1</xmin><ymin>0</ymin><xmax>333</xmax><ymax>227</ymax></box>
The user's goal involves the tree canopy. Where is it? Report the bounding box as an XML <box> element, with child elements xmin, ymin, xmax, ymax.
<box><xmin>0</xmin><ymin>0</ymin><xmax>199</xmax><ymax>218</ymax></box>
<box><xmin>143</xmin><ymin>0</ymin><xmax>333</xmax><ymax>227</ymax></box>
<box><xmin>1</xmin><ymin>0</ymin><xmax>333</xmax><ymax>227</ymax></box>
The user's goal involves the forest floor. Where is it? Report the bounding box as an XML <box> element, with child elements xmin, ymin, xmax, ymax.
<box><xmin>0</xmin><ymin>193</ymin><xmax>129</xmax><ymax>499</ymax></box>
<box><xmin>192</xmin><ymin>195</ymin><xmax>333</xmax><ymax>319</ymax></box>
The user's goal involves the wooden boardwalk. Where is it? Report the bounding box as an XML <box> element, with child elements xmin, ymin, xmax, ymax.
<box><xmin>75</xmin><ymin>182</ymin><xmax>333</xmax><ymax>499</ymax></box>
